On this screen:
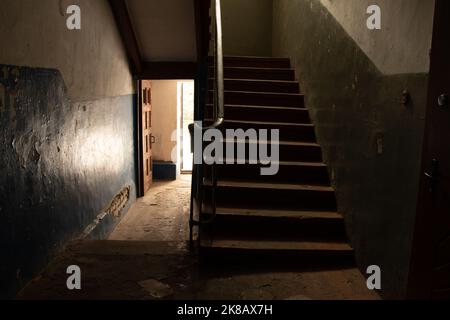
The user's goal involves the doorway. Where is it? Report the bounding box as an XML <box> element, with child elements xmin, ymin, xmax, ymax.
<box><xmin>179</xmin><ymin>81</ymin><xmax>195</xmax><ymax>173</ymax></box>
<box><xmin>136</xmin><ymin>80</ymin><xmax>194</xmax><ymax>189</ymax></box>
<box><xmin>137</xmin><ymin>80</ymin><xmax>153</xmax><ymax>197</ymax></box>
<box><xmin>408</xmin><ymin>0</ymin><xmax>450</xmax><ymax>300</ymax></box>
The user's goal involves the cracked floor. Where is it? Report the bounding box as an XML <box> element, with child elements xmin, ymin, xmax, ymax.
<box><xmin>18</xmin><ymin>175</ymin><xmax>379</xmax><ymax>300</ymax></box>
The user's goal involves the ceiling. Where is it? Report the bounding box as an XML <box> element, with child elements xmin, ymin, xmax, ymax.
<box><xmin>125</xmin><ymin>0</ymin><xmax>198</xmax><ymax>62</ymax></box>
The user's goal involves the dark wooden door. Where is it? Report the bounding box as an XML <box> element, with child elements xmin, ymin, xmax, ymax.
<box><xmin>408</xmin><ymin>0</ymin><xmax>450</xmax><ymax>300</ymax></box>
<box><xmin>139</xmin><ymin>80</ymin><xmax>153</xmax><ymax>195</ymax></box>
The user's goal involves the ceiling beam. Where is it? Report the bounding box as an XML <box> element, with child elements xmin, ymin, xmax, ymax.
<box><xmin>140</xmin><ymin>62</ymin><xmax>198</xmax><ymax>80</ymax></box>
<box><xmin>108</xmin><ymin>0</ymin><xmax>143</xmax><ymax>76</ymax></box>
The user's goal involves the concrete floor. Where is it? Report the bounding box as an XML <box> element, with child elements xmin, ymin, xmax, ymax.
<box><xmin>110</xmin><ymin>174</ymin><xmax>192</xmax><ymax>242</ymax></box>
<box><xmin>18</xmin><ymin>175</ymin><xmax>379</xmax><ymax>300</ymax></box>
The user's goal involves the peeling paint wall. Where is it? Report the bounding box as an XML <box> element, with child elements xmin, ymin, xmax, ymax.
<box><xmin>273</xmin><ymin>0</ymin><xmax>433</xmax><ymax>299</ymax></box>
<box><xmin>0</xmin><ymin>0</ymin><xmax>136</xmax><ymax>298</ymax></box>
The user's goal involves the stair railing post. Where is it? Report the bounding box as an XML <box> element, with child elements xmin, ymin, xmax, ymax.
<box><xmin>189</xmin><ymin>0</ymin><xmax>224</xmax><ymax>246</ymax></box>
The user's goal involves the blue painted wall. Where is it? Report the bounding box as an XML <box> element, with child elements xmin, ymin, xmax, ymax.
<box><xmin>0</xmin><ymin>65</ymin><xmax>137</xmax><ymax>298</ymax></box>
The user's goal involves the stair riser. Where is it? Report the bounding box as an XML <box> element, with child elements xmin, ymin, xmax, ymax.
<box><xmin>203</xmin><ymin>142</ymin><xmax>323</xmax><ymax>162</ymax></box>
<box><xmin>200</xmin><ymin>57</ymin><xmax>353</xmax><ymax>260</ymax></box>
<box><xmin>208</xmin><ymin>79</ymin><xmax>300</xmax><ymax>94</ymax></box>
<box><xmin>209</xmin><ymin>57</ymin><xmax>291</xmax><ymax>69</ymax></box>
<box><xmin>208</xmin><ymin>91</ymin><xmax>304</xmax><ymax>108</ymax></box>
<box><xmin>204</xmin><ymin>164</ymin><xmax>330</xmax><ymax>185</ymax></box>
<box><xmin>199</xmin><ymin>249</ymin><xmax>355</xmax><ymax>267</ymax></box>
<box><xmin>203</xmin><ymin>216</ymin><xmax>347</xmax><ymax>241</ymax></box>
<box><xmin>204</xmin><ymin>187</ymin><xmax>337</xmax><ymax>211</ymax></box>
<box><xmin>213</xmin><ymin>122</ymin><xmax>316</xmax><ymax>142</ymax></box>
<box><xmin>210</xmin><ymin>67</ymin><xmax>296</xmax><ymax>81</ymax></box>
<box><xmin>205</xmin><ymin>105</ymin><xmax>310</xmax><ymax>123</ymax></box>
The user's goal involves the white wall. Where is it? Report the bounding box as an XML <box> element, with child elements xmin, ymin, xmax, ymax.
<box><xmin>319</xmin><ymin>0</ymin><xmax>435</xmax><ymax>74</ymax></box>
<box><xmin>0</xmin><ymin>0</ymin><xmax>134</xmax><ymax>100</ymax></box>
<box><xmin>151</xmin><ymin>80</ymin><xmax>180</xmax><ymax>170</ymax></box>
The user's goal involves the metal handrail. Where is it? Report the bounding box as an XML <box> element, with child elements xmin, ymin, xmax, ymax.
<box><xmin>213</xmin><ymin>0</ymin><xmax>224</xmax><ymax>122</ymax></box>
<box><xmin>189</xmin><ymin>0</ymin><xmax>224</xmax><ymax>246</ymax></box>
<box><xmin>200</xmin><ymin>0</ymin><xmax>223</xmax><ymax>222</ymax></box>
<box><xmin>200</xmin><ymin>0</ymin><xmax>224</xmax><ymax>130</ymax></box>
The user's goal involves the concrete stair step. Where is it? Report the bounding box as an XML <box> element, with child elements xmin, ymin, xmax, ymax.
<box><xmin>200</xmin><ymin>56</ymin><xmax>353</xmax><ymax>265</ymax></box>
<box><xmin>200</xmin><ymin>239</ymin><xmax>353</xmax><ymax>253</ymax></box>
<box><xmin>210</xmin><ymin>67</ymin><xmax>296</xmax><ymax>81</ymax></box>
<box><xmin>206</xmin><ymin>104</ymin><xmax>310</xmax><ymax>123</ymax></box>
<box><xmin>205</xmin><ymin>179</ymin><xmax>334</xmax><ymax>191</ymax></box>
<box><xmin>208</xmin><ymin>78</ymin><xmax>300</xmax><ymax>93</ymax></box>
<box><xmin>209</xmin><ymin>55</ymin><xmax>291</xmax><ymax>68</ymax></box>
<box><xmin>202</xmin><ymin>140</ymin><xmax>323</xmax><ymax>163</ymax></box>
<box><xmin>208</xmin><ymin>90</ymin><xmax>305</xmax><ymax>108</ymax></box>
<box><xmin>205</xmin><ymin>206</ymin><xmax>342</xmax><ymax>219</ymax></box>
<box><xmin>203</xmin><ymin>161</ymin><xmax>330</xmax><ymax>185</ymax></box>
<box><xmin>205</xmin><ymin>119</ymin><xmax>316</xmax><ymax>142</ymax></box>
<box><xmin>199</xmin><ymin>240</ymin><xmax>355</xmax><ymax>268</ymax></box>
<box><xmin>201</xmin><ymin>206</ymin><xmax>346</xmax><ymax>241</ymax></box>
<box><xmin>203</xmin><ymin>179</ymin><xmax>337</xmax><ymax>211</ymax></box>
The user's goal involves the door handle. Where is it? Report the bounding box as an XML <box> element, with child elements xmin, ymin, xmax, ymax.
<box><xmin>424</xmin><ymin>159</ymin><xmax>439</xmax><ymax>193</ymax></box>
<box><xmin>438</xmin><ymin>94</ymin><xmax>449</xmax><ymax>107</ymax></box>
<box><xmin>151</xmin><ymin>135</ymin><xmax>156</xmax><ymax>144</ymax></box>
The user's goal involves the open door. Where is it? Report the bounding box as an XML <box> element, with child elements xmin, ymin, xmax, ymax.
<box><xmin>408</xmin><ymin>0</ymin><xmax>450</xmax><ymax>300</ymax></box>
<box><xmin>138</xmin><ymin>80</ymin><xmax>153</xmax><ymax>196</ymax></box>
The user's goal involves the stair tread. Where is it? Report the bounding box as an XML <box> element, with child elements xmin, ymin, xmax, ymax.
<box><xmin>212</xmin><ymin>63</ymin><xmax>295</xmax><ymax>80</ymax></box>
<box><xmin>204</xmin><ymin>180</ymin><xmax>334</xmax><ymax>192</ymax></box>
<box><xmin>214</xmin><ymin>78</ymin><xmax>298</xmax><ymax>84</ymax></box>
<box><xmin>206</xmin><ymin>104</ymin><xmax>307</xmax><ymax>111</ymax></box>
<box><xmin>201</xmin><ymin>239</ymin><xmax>353</xmax><ymax>251</ymax></box>
<box><xmin>222</xmin><ymin>66</ymin><xmax>294</xmax><ymax>71</ymax></box>
<box><xmin>203</xmin><ymin>160</ymin><xmax>326</xmax><ymax>167</ymax></box>
<box><xmin>205</xmin><ymin>206</ymin><xmax>342</xmax><ymax>219</ymax></box>
<box><xmin>223</xmin><ymin>55</ymin><xmax>289</xmax><ymax>60</ymax></box>
<box><xmin>219</xmin><ymin>139</ymin><xmax>320</xmax><ymax>147</ymax></box>
<box><xmin>209</xmin><ymin>79</ymin><xmax>300</xmax><ymax>94</ymax></box>
<box><xmin>210</xmin><ymin>57</ymin><xmax>292</xmax><ymax>69</ymax></box>
<box><xmin>201</xmin><ymin>56</ymin><xmax>353</xmax><ymax>255</ymax></box>
<box><xmin>212</xmin><ymin>89</ymin><xmax>303</xmax><ymax>97</ymax></box>
<box><xmin>213</xmin><ymin>119</ymin><xmax>314</xmax><ymax>127</ymax></box>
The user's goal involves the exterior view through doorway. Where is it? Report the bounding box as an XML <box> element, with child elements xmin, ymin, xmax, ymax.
<box><xmin>179</xmin><ymin>81</ymin><xmax>195</xmax><ymax>173</ymax></box>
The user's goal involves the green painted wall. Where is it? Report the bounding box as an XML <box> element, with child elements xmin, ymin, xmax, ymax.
<box><xmin>273</xmin><ymin>0</ymin><xmax>434</xmax><ymax>299</ymax></box>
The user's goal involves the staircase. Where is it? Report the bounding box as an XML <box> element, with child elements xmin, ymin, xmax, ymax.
<box><xmin>199</xmin><ymin>56</ymin><xmax>353</xmax><ymax>265</ymax></box>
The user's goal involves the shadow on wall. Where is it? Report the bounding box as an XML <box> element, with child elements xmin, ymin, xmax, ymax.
<box><xmin>0</xmin><ymin>65</ymin><xmax>137</xmax><ymax>298</ymax></box>
<box><xmin>221</xmin><ymin>0</ymin><xmax>273</xmax><ymax>56</ymax></box>
<box><xmin>272</xmin><ymin>0</ymin><xmax>430</xmax><ymax>299</ymax></box>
